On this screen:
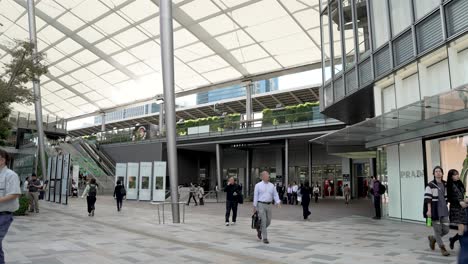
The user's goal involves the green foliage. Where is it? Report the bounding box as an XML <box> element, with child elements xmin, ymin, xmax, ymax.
<box><xmin>0</xmin><ymin>41</ymin><xmax>48</xmax><ymax>145</ymax></box>
<box><xmin>224</xmin><ymin>113</ymin><xmax>240</xmax><ymax>130</ymax></box>
<box><xmin>14</xmin><ymin>194</ymin><xmax>30</xmax><ymax>216</ymax></box>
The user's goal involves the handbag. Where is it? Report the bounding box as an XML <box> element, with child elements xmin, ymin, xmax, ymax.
<box><xmin>237</xmin><ymin>194</ymin><xmax>244</xmax><ymax>204</ymax></box>
<box><xmin>251</xmin><ymin>212</ymin><xmax>261</xmax><ymax>229</ymax></box>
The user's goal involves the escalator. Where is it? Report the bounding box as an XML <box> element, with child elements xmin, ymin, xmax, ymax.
<box><xmin>76</xmin><ymin>139</ymin><xmax>115</xmax><ymax>177</ymax></box>
<box><xmin>58</xmin><ymin>142</ymin><xmax>114</xmax><ymax>194</ymax></box>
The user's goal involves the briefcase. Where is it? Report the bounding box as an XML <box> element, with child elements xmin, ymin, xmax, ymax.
<box><xmin>251</xmin><ymin>212</ymin><xmax>261</xmax><ymax>229</ymax></box>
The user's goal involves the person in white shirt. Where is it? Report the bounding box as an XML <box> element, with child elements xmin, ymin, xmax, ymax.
<box><xmin>292</xmin><ymin>182</ymin><xmax>299</xmax><ymax>205</ymax></box>
<box><xmin>253</xmin><ymin>171</ymin><xmax>281</xmax><ymax>244</ymax></box>
<box><xmin>0</xmin><ymin>149</ymin><xmax>21</xmax><ymax>264</ymax></box>
<box><xmin>287</xmin><ymin>184</ymin><xmax>292</xmax><ymax>205</ymax></box>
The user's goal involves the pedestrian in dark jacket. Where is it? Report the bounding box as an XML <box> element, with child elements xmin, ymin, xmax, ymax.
<box><xmin>301</xmin><ymin>182</ymin><xmax>312</xmax><ymax>220</ymax></box>
<box><xmin>447</xmin><ymin>169</ymin><xmax>467</xmax><ymax>249</ymax></box>
<box><xmin>424</xmin><ymin>166</ymin><xmax>450</xmax><ymax>256</ymax></box>
<box><xmin>224</xmin><ymin>177</ymin><xmax>240</xmax><ymax>226</ymax></box>
<box><xmin>113</xmin><ymin>181</ymin><xmax>126</xmax><ymax>212</ymax></box>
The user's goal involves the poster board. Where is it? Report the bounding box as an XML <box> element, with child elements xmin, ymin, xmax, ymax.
<box><xmin>139</xmin><ymin>162</ymin><xmax>152</xmax><ymax>201</ymax></box>
<box><xmin>126</xmin><ymin>163</ymin><xmax>139</xmax><ymax>200</ymax></box>
<box><xmin>153</xmin><ymin>161</ymin><xmax>166</xmax><ymax>202</ymax></box>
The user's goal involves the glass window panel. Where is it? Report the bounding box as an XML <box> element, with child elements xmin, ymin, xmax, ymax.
<box><xmin>342</xmin><ymin>0</ymin><xmax>355</xmax><ymax>69</ymax></box>
<box><xmin>371</xmin><ymin>0</ymin><xmax>390</xmax><ymax>49</ymax></box>
<box><xmin>355</xmin><ymin>0</ymin><xmax>370</xmax><ymax>58</ymax></box>
<box><xmin>414</xmin><ymin>0</ymin><xmax>440</xmax><ymax>20</ymax></box>
<box><xmin>382</xmin><ymin>84</ymin><xmax>396</xmax><ymax>113</ymax></box>
<box><xmin>321</xmin><ymin>10</ymin><xmax>332</xmax><ymax>82</ymax></box>
<box><xmin>141</xmin><ymin>176</ymin><xmax>150</xmax><ymax>189</ymax></box>
<box><xmin>396</xmin><ymin>73</ymin><xmax>420</xmax><ymax>108</ymax></box>
<box><xmin>331</xmin><ymin>1</ymin><xmax>342</xmax><ymax>75</ymax></box>
<box><xmin>128</xmin><ymin>176</ymin><xmax>137</xmax><ymax>189</ymax></box>
<box><xmin>389</xmin><ymin>0</ymin><xmax>412</xmax><ymax>36</ymax></box>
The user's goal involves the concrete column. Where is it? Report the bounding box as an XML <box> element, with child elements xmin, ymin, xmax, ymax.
<box><xmin>27</xmin><ymin>0</ymin><xmax>47</xmax><ymax>180</ymax></box>
<box><xmin>160</xmin><ymin>0</ymin><xmax>179</xmax><ymax>223</ymax></box>
<box><xmin>284</xmin><ymin>139</ymin><xmax>289</xmax><ymax>187</ymax></box>
<box><xmin>216</xmin><ymin>144</ymin><xmax>222</xmax><ymax>189</ymax></box>
<box><xmin>101</xmin><ymin>112</ymin><xmax>106</xmax><ymax>132</ymax></box>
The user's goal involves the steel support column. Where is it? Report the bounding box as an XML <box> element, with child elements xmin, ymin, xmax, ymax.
<box><xmin>246</xmin><ymin>148</ymin><xmax>251</xmax><ymax>197</ymax></box>
<box><xmin>245</xmin><ymin>82</ymin><xmax>253</xmax><ymax>126</ymax></box>
<box><xmin>284</xmin><ymin>138</ymin><xmax>289</xmax><ymax>186</ymax></box>
<box><xmin>160</xmin><ymin>0</ymin><xmax>179</xmax><ymax>223</ymax></box>
<box><xmin>26</xmin><ymin>0</ymin><xmax>46</xmax><ymax>180</ymax></box>
<box><xmin>216</xmin><ymin>143</ymin><xmax>222</xmax><ymax>191</ymax></box>
<box><xmin>308</xmin><ymin>143</ymin><xmax>312</xmax><ymax>185</ymax></box>
<box><xmin>159</xmin><ymin>103</ymin><xmax>164</xmax><ymax>137</ymax></box>
<box><xmin>101</xmin><ymin>112</ymin><xmax>106</xmax><ymax>132</ymax></box>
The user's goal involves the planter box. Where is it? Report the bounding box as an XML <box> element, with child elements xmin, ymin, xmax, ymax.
<box><xmin>188</xmin><ymin>125</ymin><xmax>210</xmax><ymax>135</ymax></box>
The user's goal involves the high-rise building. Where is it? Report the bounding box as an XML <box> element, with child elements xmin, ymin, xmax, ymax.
<box><xmin>196</xmin><ymin>78</ymin><xmax>279</xmax><ymax>105</ymax></box>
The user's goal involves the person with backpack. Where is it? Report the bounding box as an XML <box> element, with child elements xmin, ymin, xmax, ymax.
<box><xmin>447</xmin><ymin>169</ymin><xmax>467</xmax><ymax>250</ymax></box>
<box><xmin>370</xmin><ymin>176</ymin><xmax>385</xmax><ymax>220</ymax></box>
<box><xmin>81</xmin><ymin>178</ymin><xmax>98</xmax><ymax>216</ymax></box>
<box><xmin>113</xmin><ymin>180</ymin><xmax>126</xmax><ymax>212</ymax></box>
<box><xmin>424</xmin><ymin>166</ymin><xmax>450</xmax><ymax>256</ymax></box>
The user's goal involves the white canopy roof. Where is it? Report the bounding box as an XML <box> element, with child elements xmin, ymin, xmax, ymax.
<box><xmin>0</xmin><ymin>0</ymin><xmax>321</xmax><ymax>118</ymax></box>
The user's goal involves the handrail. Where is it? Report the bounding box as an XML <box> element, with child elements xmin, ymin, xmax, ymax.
<box><xmin>97</xmin><ymin>110</ymin><xmax>339</xmax><ymax>145</ymax></box>
<box><xmin>150</xmin><ymin>202</ymin><xmax>186</xmax><ymax>224</ymax></box>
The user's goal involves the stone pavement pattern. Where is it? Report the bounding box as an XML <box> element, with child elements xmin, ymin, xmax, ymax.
<box><xmin>5</xmin><ymin>197</ymin><xmax>459</xmax><ymax>264</ymax></box>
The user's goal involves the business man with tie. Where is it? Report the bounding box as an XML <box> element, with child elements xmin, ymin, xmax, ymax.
<box><xmin>253</xmin><ymin>171</ymin><xmax>281</xmax><ymax>244</ymax></box>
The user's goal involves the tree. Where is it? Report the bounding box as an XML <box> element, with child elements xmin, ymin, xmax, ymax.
<box><xmin>0</xmin><ymin>41</ymin><xmax>48</xmax><ymax>146</ymax></box>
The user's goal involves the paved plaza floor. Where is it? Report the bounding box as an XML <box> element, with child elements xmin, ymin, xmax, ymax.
<box><xmin>5</xmin><ymin>196</ymin><xmax>460</xmax><ymax>264</ymax></box>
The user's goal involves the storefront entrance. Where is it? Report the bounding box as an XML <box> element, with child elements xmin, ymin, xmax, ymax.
<box><xmin>425</xmin><ymin>132</ymin><xmax>468</xmax><ymax>190</ymax></box>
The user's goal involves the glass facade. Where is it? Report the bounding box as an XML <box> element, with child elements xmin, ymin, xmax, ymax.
<box><xmin>331</xmin><ymin>2</ymin><xmax>342</xmax><ymax>75</ymax></box>
<box><xmin>414</xmin><ymin>0</ymin><xmax>440</xmax><ymax>21</ymax></box>
<box><xmin>342</xmin><ymin>0</ymin><xmax>356</xmax><ymax>69</ymax></box>
<box><xmin>322</xmin><ymin>9</ymin><xmax>332</xmax><ymax>82</ymax></box>
<box><xmin>371</xmin><ymin>0</ymin><xmax>389</xmax><ymax>49</ymax></box>
<box><xmin>389</xmin><ymin>0</ymin><xmax>412</xmax><ymax>37</ymax></box>
<box><xmin>355</xmin><ymin>0</ymin><xmax>370</xmax><ymax>59</ymax></box>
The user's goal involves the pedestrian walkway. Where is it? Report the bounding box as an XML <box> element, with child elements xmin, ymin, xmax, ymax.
<box><xmin>5</xmin><ymin>197</ymin><xmax>458</xmax><ymax>264</ymax></box>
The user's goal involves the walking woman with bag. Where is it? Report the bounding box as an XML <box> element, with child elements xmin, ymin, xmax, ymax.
<box><xmin>447</xmin><ymin>169</ymin><xmax>468</xmax><ymax>249</ymax></box>
<box><xmin>81</xmin><ymin>178</ymin><xmax>98</xmax><ymax>216</ymax></box>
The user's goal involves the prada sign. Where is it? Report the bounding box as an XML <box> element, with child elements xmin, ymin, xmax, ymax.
<box><xmin>400</xmin><ymin>170</ymin><xmax>424</xmax><ymax>178</ymax></box>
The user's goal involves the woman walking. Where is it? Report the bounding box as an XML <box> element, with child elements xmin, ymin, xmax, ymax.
<box><xmin>113</xmin><ymin>180</ymin><xmax>126</xmax><ymax>212</ymax></box>
<box><xmin>447</xmin><ymin>169</ymin><xmax>468</xmax><ymax>249</ymax></box>
<box><xmin>424</xmin><ymin>166</ymin><xmax>450</xmax><ymax>256</ymax></box>
<box><xmin>301</xmin><ymin>183</ymin><xmax>312</xmax><ymax>220</ymax></box>
<box><xmin>81</xmin><ymin>178</ymin><xmax>98</xmax><ymax>216</ymax></box>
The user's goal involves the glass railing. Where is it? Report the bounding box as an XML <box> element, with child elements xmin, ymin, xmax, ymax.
<box><xmin>7</xmin><ymin>111</ymin><xmax>67</xmax><ymax>132</ymax></box>
<box><xmin>98</xmin><ymin>108</ymin><xmax>341</xmax><ymax>145</ymax></box>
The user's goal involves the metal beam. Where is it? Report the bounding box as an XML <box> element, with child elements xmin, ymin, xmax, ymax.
<box><xmin>195</xmin><ymin>109</ymin><xmax>209</xmax><ymax>118</ymax></box>
<box><xmin>289</xmin><ymin>92</ymin><xmax>303</xmax><ymax>104</ymax></box>
<box><xmin>270</xmin><ymin>95</ymin><xmax>282</xmax><ymax>105</ymax></box>
<box><xmin>183</xmin><ymin>110</ymin><xmax>197</xmax><ymax>119</ymax></box>
<box><xmin>152</xmin><ymin>0</ymin><xmax>249</xmax><ymax>76</ymax></box>
<box><xmin>14</xmin><ymin>0</ymin><xmax>138</xmax><ymax>80</ymax></box>
<box><xmin>253</xmin><ymin>98</ymin><xmax>267</xmax><ymax>109</ymax></box>
<box><xmin>308</xmin><ymin>88</ymin><xmax>319</xmax><ymax>99</ymax></box>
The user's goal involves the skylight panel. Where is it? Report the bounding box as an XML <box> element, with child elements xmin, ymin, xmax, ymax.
<box><xmin>77</xmin><ymin>26</ymin><xmax>105</xmax><ymax>43</ymax></box>
<box><xmin>230</xmin><ymin>45</ymin><xmax>269</xmax><ymax>63</ymax></box>
<box><xmin>113</xmin><ymin>28</ymin><xmax>149</xmax><ymax>47</ymax></box>
<box><xmin>94</xmin><ymin>13</ymin><xmax>130</xmax><ymax>35</ymax></box>
<box><xmin>100</xmin><ymin>70</ymin><xmax>129</xmax><ymax>84</ymax></box>
<box><xmin>118</xmin><ymin>0</ymin><xmax>158</xmax><ymax>21</ymax></box>
<box><xmin>86</xmin><ymin>61</ymin><xmax>114</xmax><ymax>75</ymax></box>
<box><xmin>56</xmin><ymin>89</ymin><xmax>76</xmax><ymax>99</ymax></box>
<box><xmin>56</xmin><ymin>12</ymin><xmax>86</xmax><ymax>31</ymax></box>
<box><xmin>202</xmin><ymin>67</ymin><xmax>242</xmax><ymax>83</ymax></box>
<box><xmin>112</xmin><ymin>51</ymin><xmax>139</xmax><ymax>66</ymax></box>
<box><xmin>71</xmin><ymin>0</ymin><xmax>109</xmax><ymax>22</ymax></box>
<box><xmin>199</xmin><ymin>14</ymin><xmax>237</xmax><ymax>36</ymax></box>
<box><xmin>72</xmin><ymin>49</ymin><xmax>100</xmax><ymax>65</ymax></box>
<box><xmin>180</xmin><ymin>0</ymin><xmax>221</xmax><ymax>21</ymax></box>
<box><xmin>215</xmin><ymin>31</ymin><xmax>254</xmax><ymax>50</ymax></box>
<box><xmin>188</xmin><ymin>55</ymin><xmax>229</xmax><ymax>73</ymax></box>
<box><xmin>95</xmin><ymin>39</ymin><xmax>122</xmax><ymax>54</ymax></box>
